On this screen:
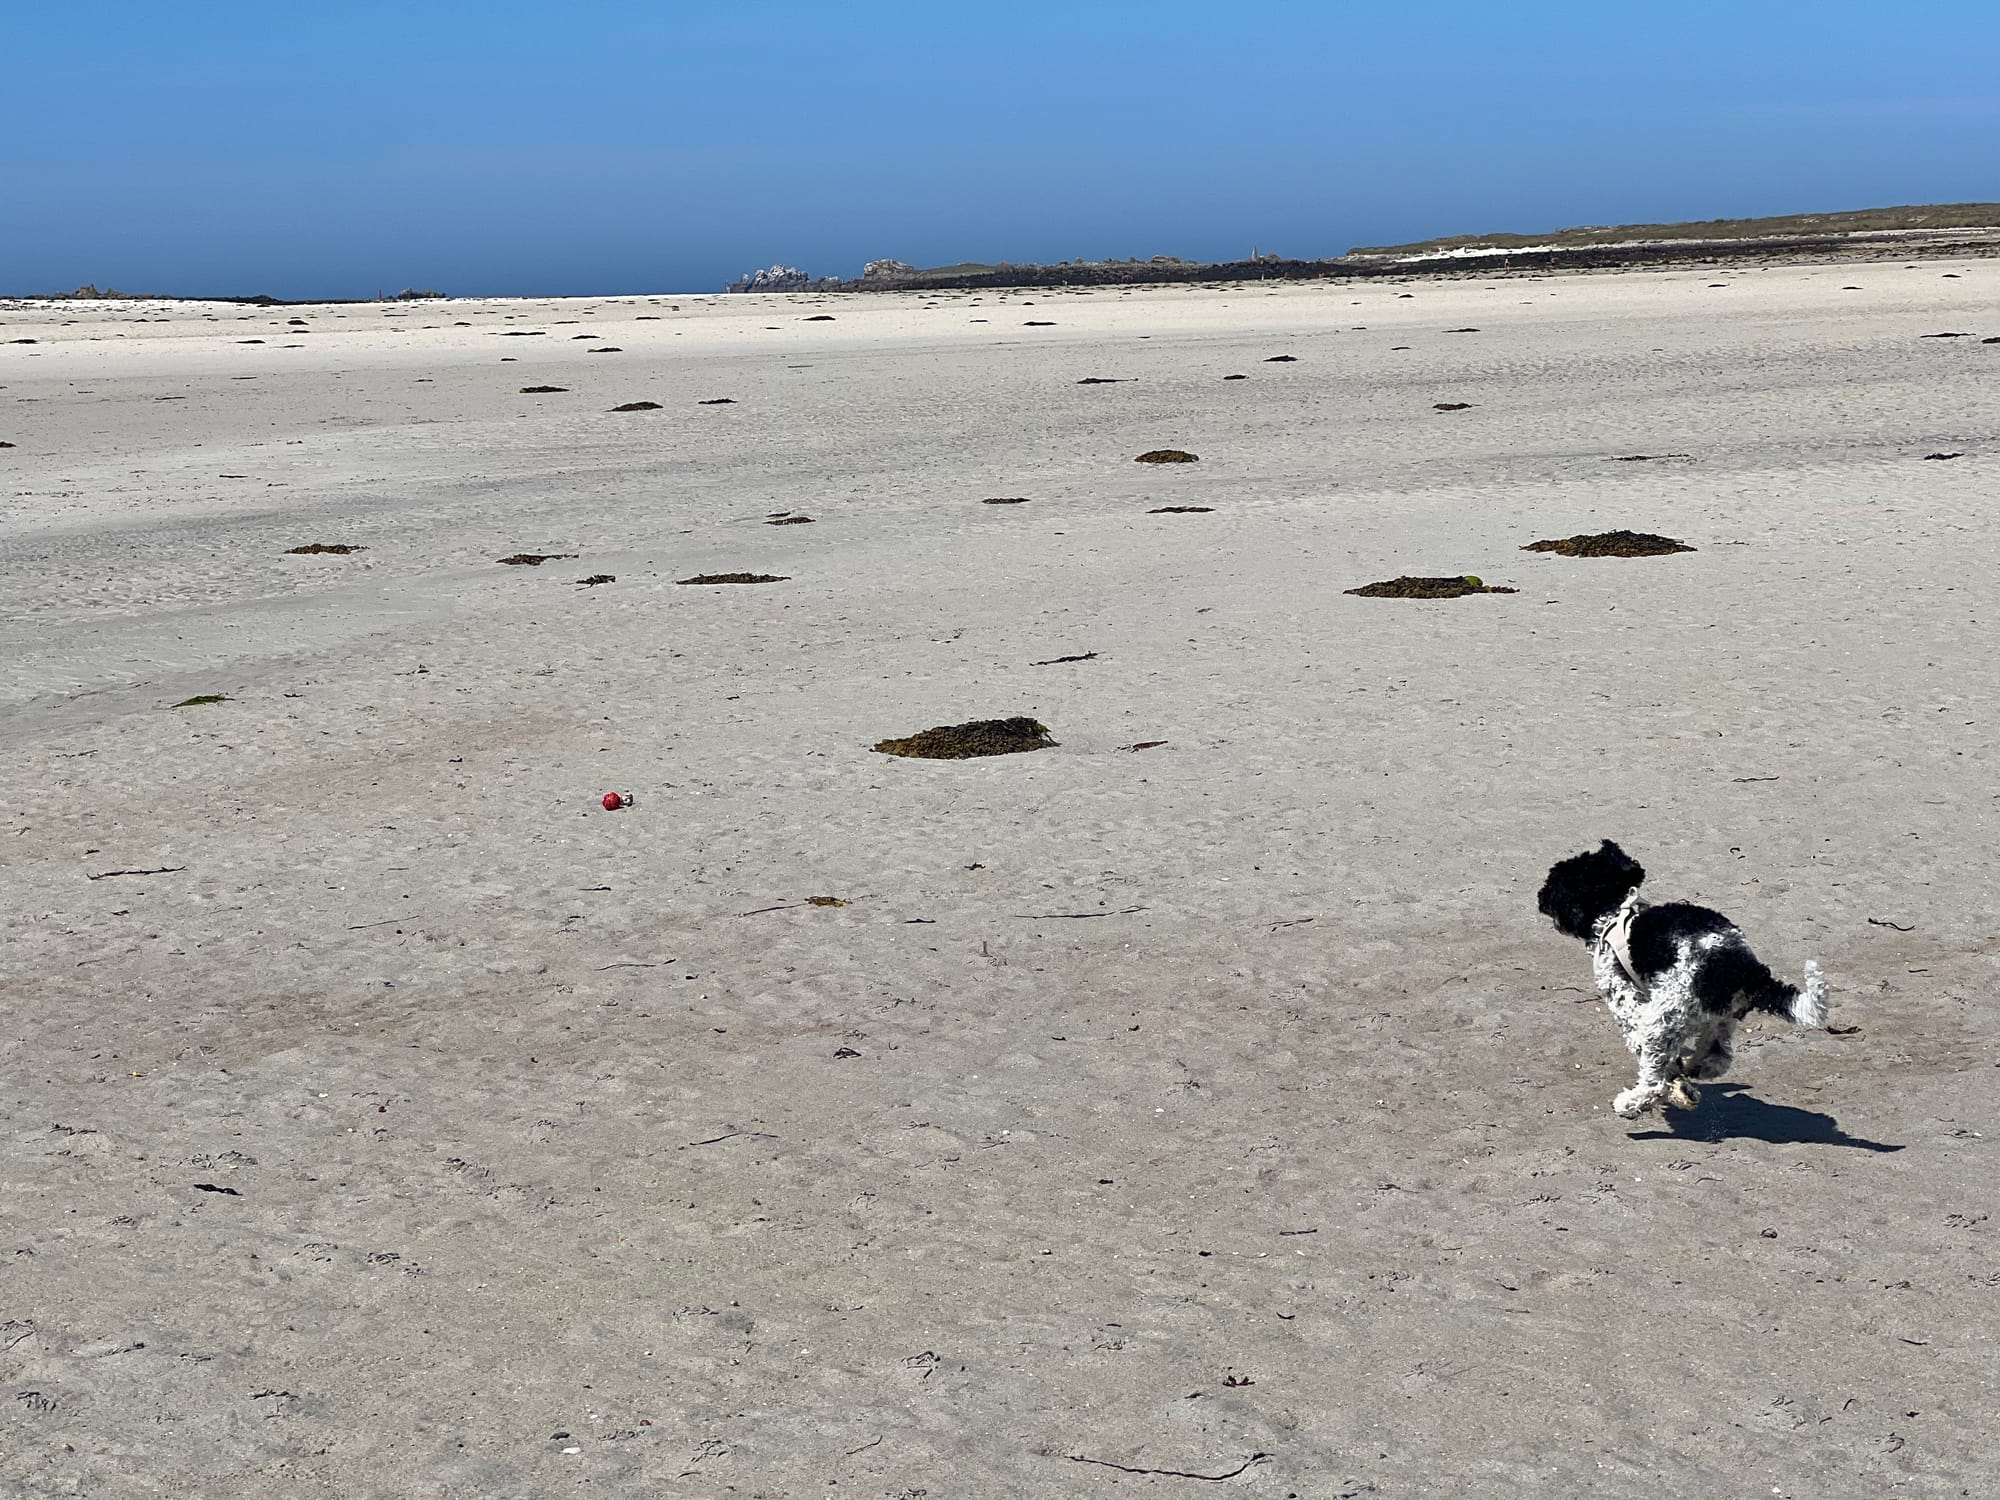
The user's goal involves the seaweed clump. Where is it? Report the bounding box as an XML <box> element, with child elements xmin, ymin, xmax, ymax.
<box><xmin>1345</xmin><ymin>576</ymin><xmax>1517</xmax><ymax>599</ymax></box>
<box><xmin>1149</xmin><ymin>505</ymin><xmax>1213</xmax><ymax>513</ymax></box>
<box><xmin>285</xmin><ymin>543</ymin><xmax>365</xmax><ymax>555</ymax></box>
<box><xmin>610</xmin><ymin>400</ymin><xmax>661</xmax><ymax>411</ymax></box>
<box><xmin>498</xmin><ymin>553</ymin><xmax>578</xmax><ymax>566</ymax></box>
<box><xmin>1522</xmin><ymin>531</ymin><xmax>1694</xmax><ymax>558</ymax></box>
<box><xmin>1135</xmin><ymin>449</ymin><xmax>1199</xmax><ymax>464</ymax></box>
<box><xmin>873</xmin><ymin>717</ymin><xmax>1055</xmax><ymax>760</ymax></box>
<box><xmin>676</xmin><ymin>572</ymin><xmax>789</xmax><ymax>585</ymax></box>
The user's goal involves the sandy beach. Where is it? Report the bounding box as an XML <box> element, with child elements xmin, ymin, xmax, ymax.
<box><xmin>3</xmin><ymin>261</ymin><xmax>1998</xmax><ymax>1497</ymax></box>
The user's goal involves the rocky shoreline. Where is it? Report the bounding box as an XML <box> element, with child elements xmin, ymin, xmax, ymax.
<box><xmin>798</xmin><ymin>226</ymin><xmax>2000</xmax><ymax>293</ymax></box>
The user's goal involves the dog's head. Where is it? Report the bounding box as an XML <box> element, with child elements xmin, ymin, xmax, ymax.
<box><xmin>1537</xmin><ymin>839</ymin><xmax>1646</xmax><ymax>942</ymax></box>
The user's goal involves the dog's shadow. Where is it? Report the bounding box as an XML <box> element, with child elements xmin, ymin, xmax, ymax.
<box><xmin>1630</xmin><ymin>1084</ymin><xmax>1903</xmax><ymax>1152</ymax></box>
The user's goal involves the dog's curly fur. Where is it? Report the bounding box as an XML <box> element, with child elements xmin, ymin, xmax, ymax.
<box><xmin>1537</xmin><ymin>840</ymin><xmax>1829</xmax><ymax>1118</ymax></box>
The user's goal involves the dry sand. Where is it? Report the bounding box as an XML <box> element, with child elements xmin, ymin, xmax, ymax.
<box><xmin>3</xmin><ymin>262</ymin><xmax>1998</xmax><ymax>1497</ymax></box>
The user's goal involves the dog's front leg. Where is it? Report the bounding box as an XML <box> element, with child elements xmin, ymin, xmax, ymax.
<box><xmin>1592</xmin><ymin>946</ymin><xmax>1646</xmax><ymax>1040</ymax></box>
<box><xmin>1613</xmin><ymin>1043</ymin><xmax>1674</xmax><ymax>1118</ymax></box>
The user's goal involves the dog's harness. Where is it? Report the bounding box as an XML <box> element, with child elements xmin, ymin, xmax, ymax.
<box><xmin>1600</xmin><ymin>890</ymin><xmax>1647</xmax><ymax>991</ymax></box>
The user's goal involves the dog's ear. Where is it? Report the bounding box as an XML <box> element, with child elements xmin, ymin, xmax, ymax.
<box><xmin>1599</xmin><ymin>840</ymin><xmax>1646</xmax><ymax>889</ymax></box>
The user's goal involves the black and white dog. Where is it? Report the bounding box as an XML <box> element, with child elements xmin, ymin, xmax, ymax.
<box><xmin>1537</xmin><ymin>840</ymin><xmax>1829</xmax><ymax>1117</ymax></box>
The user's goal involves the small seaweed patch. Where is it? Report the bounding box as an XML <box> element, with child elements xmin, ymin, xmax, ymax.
<box><xmin>587</xmin><ymin>347</ymin><xmax>622</xmax><ymax>354</ymax></box>
<box><xmin>699</xmin><ymin>397</ymin><xmax>736</xmax><ymax>405</ymax></box>
<box><xmin>1346</xmin><ymin>576</ymin><xmax>1517</xmax><ymax>599</ymax></box>
<box><xmin>1433</xmin><ymin>402</ymin><xmax>1473</xmax><ymax>411</ymax></box>
<box><xmin>1149</xmin><ymin>505</ymin><xmax>1213</xmax><ymax>513</ymax></box>
<box><xmin>498</xmin><ymin>552</ymin><xmax>578</xmax><ymax>566</ymax></box>
<box><xmin>610</xmin><ymin>400</ymin><xmax>662</xmax><ymax>411</ymax></box>
<box><xmin>677</xmin><ymin>572</ymin><xmax>789</xmax><ymax>585</ymax></box>
<box><xmin>1523</xmin><ymin>531</ymin><xmax>1694</xmax><ymax>558</ymax></box>
<box><xmin>1264</xmin><ymin>355</ymin><xmax>1298</xmax><ymax>363</ymax></box>
<box><xmin>519</xmin><ymin>385</ymin><xmax>568</xmax><ymax>393</ymax></box>
<box><xmin>575</xmin><ymin>574</ymin><xmax>615</xmax><ymax>586</ymax></box>
<box><xmin>285</xmin><ymin>543</ymin><xmax>365</xmax><ymax>555</ymax></box>
<box><xmin>804</xmin><ymin>315</ymin><xmax>836</xmax><ymax>322</ymax></box>
<box><xmin>983</xmin><ymin>496</ymin><xmax>1031</xmax><ymax>505</ymax></box>
<box><xmin>1923</xmin><ymin>452</ymin><xmax>1964</xmax><ymax>461</ymax></box>
<box><xmin>1135</xmin><ymin>449</ymin><xmax>1199</xmax><ymax>464</ymax></box>
<box><xmin>1445</xmin><ymin>326</ymin><xmax>1481</xmax><ymax>333</ymax></box>
<box><xmin>1610</xmin><ymin>453</ymin><xmax>1692</xmax><ymax>462</ymax></box>
<box><xmin>1076</xmin><ymin>377</ymin><xmax>1127</xmax><ymax>385</ymax></box>
<box><xmin>173</xmin><ymin>694</ymin><xmax>231</xmax><ymax>707</ymax></box>
<box><xmin>767</xmin><ymin>514</ymin><xmax>815</xmax><ymax>525</ymax></box>
<box><xmin>1023</xmin><ymin>320</ymin><xmax>1057</xmax><ymax>326</ymax></box>
<box><xmin>805</xmin><ymin>895</ymin><xmax>848</xmax><ymax>906</ymax></box>
<box><xmin>874</xmin><ymin>716</ymin><xmax>1055</xmax><ymax>760</ymax></box>
<box><xmin>1223</xmin><ymin>374</ymin><xmax>1248</xmax><ymax>381</ymax></box>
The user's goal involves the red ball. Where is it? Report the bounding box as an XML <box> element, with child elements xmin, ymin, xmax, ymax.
<box><xmin>601</xmin><ymin>792</ymin><xmax>623</xmax><ymax>811</ymax></box>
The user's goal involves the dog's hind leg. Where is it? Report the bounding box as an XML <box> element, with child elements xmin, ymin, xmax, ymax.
<box><xmin>1689</xmin><ymin>1028</ymin><xmax>1736</xmax><ymax>1081</ymax></box>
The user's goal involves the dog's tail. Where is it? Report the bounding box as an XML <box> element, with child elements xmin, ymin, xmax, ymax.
<box><xmin>1792</xmin><ymin>960</ymin><xmax>1830</xmax><ymax>1029</ymax></box>
<box><xmin>1753</xmin><ymin>960</ymin><xmax>1829</xmax><ymax>1028</ymax></box>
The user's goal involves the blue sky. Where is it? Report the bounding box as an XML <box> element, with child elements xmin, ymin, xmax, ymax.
<box><xmin>5</xmin><ymin>1</ymin><xmax>1996</xmax><ymax>297</ymax></box>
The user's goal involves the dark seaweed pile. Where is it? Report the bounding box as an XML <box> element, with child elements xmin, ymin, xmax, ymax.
<box><xmin>1522</xmin><ymin>531</ymin><xmax>1694</xmax><ymax>557</ymax></box>
<box><xmin>873</xmin><ymin>717</ymin><xmax>1056</xmax><ymax>760</ymax></box>
<box><xmin>1345</xmin><ymin>576</ymin><xmax>1518</xmax><ymax>599</ymax></box>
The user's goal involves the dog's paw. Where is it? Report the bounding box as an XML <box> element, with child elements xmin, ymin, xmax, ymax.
<box><xmin>1665</xmin><ymin>1078</ymin><xmax>1700</xmax><ymax>1111</ymax></box>
<box><xmin>1611</xmin><ymin>1087</ymin><xmax>1653</xmax><ymax>1119</ymax></box>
